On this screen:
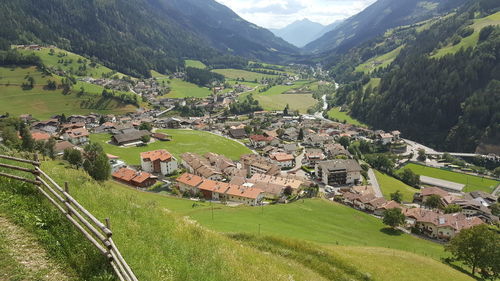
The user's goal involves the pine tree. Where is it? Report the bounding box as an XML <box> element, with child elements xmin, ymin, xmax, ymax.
<box><xmin>19</xmin><ymin>123</ymin><xmax>34</xmax><ymax>152</ymax></box>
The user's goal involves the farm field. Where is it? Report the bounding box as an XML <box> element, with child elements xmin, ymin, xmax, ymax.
<box><xmin>432</xmin><ymin>11</ymin><xmax>500</xmax><ymax>58</ymax></box>
<box><xmin>90</xmin><ymin>129</ymin><xmax>252</xmax><ymax>165</ymax></box>
<box><xmin>0</xmin><ymin>67</ymin><xmax>135</xmax><ymax>119</ymax></box>
<box><xmin>213</xmin><ymin>68</ymin><xmax>278</xmax><ymax>81</ymax></box>
<box><xmin>400</xmin><ymin>163</ymin><xmax>499</xmax><ymax>193</ymax></box>
<box><xmin>327</xmin><ymin>107</ymin><xmax>366</xmax><ymax>127</ymax></box>
<box><xmin>160</xmin><ymin>78</ymin><xmax>211</xmax><ymax>98</ymax></box>
<box><xmin>355</xmin><ymin>45</ymin><xmax>404</xmax><ymax>73</ymax></box>
<box><xmin>16</xmin><ymin>46</ymin><xmax>121</xmax><ymax>78</ymax></box>
<box><xmin>185</xmin><ymin>60</ymin><xmax>206</xmax><ymax>69</ymax></box>
<box><xmin>374</xmin><ymin>170</ymin><xmax>418</xmax><ymax>202</ymax></box>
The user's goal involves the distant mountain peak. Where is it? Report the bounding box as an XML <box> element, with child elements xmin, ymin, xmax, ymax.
<box><xmin>271</xmin><ymin>19</ymin><xmax>337</xmax><ymax>48</ymax></box>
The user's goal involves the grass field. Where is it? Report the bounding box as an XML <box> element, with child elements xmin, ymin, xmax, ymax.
<box><xmin>400</xmin><ymin>163</ymin><xmax>499</xmax><ymax>193</ymax></box>
<box><xmin>17</xmin><ymin>47</ymin><xmax>121</xmax><ymax>78</ymax></box>
<box><xmin>90</xmin><ymin>129</ymin><xmax>252</xmax><ymax>165</ymax></box>
<box><xmin>327</xmin><ymin>107</ymin><xmax>366</xmax><ymax>127</ymax></box>
<box><xmin>240</xmin><ymin>81</ymin><xmax>317</xmax><ymax>113</ymax></box>
<box><xmin>185</xmin><ymin>60</ymin><xmax>207</xmax><ymax>69</ymax></box>
<box><xmin>0</xmin><ymin>67</ymin><xmax>136</xmax><ymax>119</ymax></box>
<box><xmin>374</xmin><ymin>170</ymin><xmax>418</xmax><ymax>202</ymax></box>
<box><xmin>355</xmin><ymin>45</ymin><xmax>404</xmax><ymax>73</ymax></box>
<box><xmin>432</xmin><ymin>12</ymin><xmax>500</xmax><ymax>58</ymax></box>
<box><xmin>160</xmin><ymin>78</ymin><xmax>212</xmax><ymax>98</ymax></box>
<box><xmin>213</xmin><ymin>69</ymin><xmax>278</xmax><ymax>81</ymax></box>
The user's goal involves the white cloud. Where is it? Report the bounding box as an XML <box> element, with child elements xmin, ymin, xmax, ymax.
<box><xmin>216</xmin><ymin>0</ymin><xmax>376</xmax><ymax>29</ymax></box>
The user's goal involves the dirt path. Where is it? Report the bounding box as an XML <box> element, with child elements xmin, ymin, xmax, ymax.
<box><xmin>0</xmin><ymin>215</ymin><xmax>74</xmax><ymax>281</ymax></box>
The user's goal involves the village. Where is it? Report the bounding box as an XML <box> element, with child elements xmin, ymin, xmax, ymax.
<box><xmin>15</xmin><ymin>98</ymin><xmax>500</xmax><ymax>243</ymax></box>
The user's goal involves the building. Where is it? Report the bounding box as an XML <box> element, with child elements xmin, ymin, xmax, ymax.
<box><xmin>240</xmin><ymin>154</ymin><xmax>281</xmax><ymax>177</ymax></box>
<box><xmin>31</xmin><ymin>131</ymin><xmax>51</xmax><ymax>142</ymax></box>
<box><xmin>269</xmin><ymin>152</ymin><xmax>295</xmax><ymax>169</ymax></box>
<box><xmin>303</xmin><ymin>148</ymin><xmax>326</xmax><ymax>167</ymax></box>
<box><xmin>140</xmin><ymin>149</ymin><xmax>178</xmax><ymax>176</ymax></box>
<box><xmin>323</xmin><ymin>143</ymin><xmax>350</xmax><ymax>158</ymax></box>
<box><xmin>315</xmin><ymin>159</ymin><xmax>362</xmax><ymax>186</ymax></box>
<box><xmin>181</xmin><ymin>153</ymin><xmax>224</xmax><ymax>181</ymax></box>
<box><xmin>111</xmin><ymin>130</ymin><xmax>150</xmax><ymax>146</ymax></box>
<box><xmin>176</xmin><ymin>173</ymin><xmax>204</xmax><ymax>194</ymax></box>
<box><xmin>249</xmin><ymin>134</ymin><xmax>276</xmax><ymax>148</ymax></box>
<box><xmin>112</xmin><ymin>168</ymin><xmax>156</xmax><ymax>188</ymax></box>
<box><xmin>228</xmin><ymin>128</ymin><xmax>247</xmax><ymax>139</ymax></box>
<box><xmin>61</xmin><ymin>127</ymin><xmax>89</xmax><ymax>145</ymax></box>
<box><xmin>53</xmin><ymin>141</ymin><xmax>76</xmax><ymax>156</ymax></box>
<box><xmin>230</xmin><ymin>173</ymin><xmax>305</xmax><ymax>199</ymax></box>
<box><xmin>374</xmin><ymin>200</ymin><xmax>402</xmax><ymax>216</ymax></box>
<box><xmin>151</xmin><ymin>132</ymin><xmax>171</xmax><ymax>141</ymax></box>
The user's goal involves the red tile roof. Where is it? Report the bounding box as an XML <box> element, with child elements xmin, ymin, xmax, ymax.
<box><xmin>141</xmin><ymin>149</ymin><xmax>173</xmax><ymax>162</ymax></box>
<box><xmin>250</xmin><ymin>135</ymin><xmax>274</xmax><ymax>142</ymax></box>
<box><xmin>176</xmin><ymin>173</ymin><xmax>203</xmax><ymax>187</ymax></box>
<box><xmin>31</xmin><ymin>131</ymin><xmax>51</xmax><ymax>141</ymax></box>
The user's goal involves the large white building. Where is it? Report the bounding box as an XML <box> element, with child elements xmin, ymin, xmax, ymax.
<box><xmin>315</xmin><ymin>159</ymin><xmax>362</xmax><ymax>186</ymax></box>
<box><xmin>140</xmin><ymin>149</ymin><xmax>178</xmax><ymax>176</ymax></box>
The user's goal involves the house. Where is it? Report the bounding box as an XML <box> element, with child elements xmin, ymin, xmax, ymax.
<box><xmin>54</xmin><ymin>141</ymin><xmax>76</xmax><ymax>156</ymax></box>
<box><xmin>108</xmin><ymin>154</ymin><xmax>126</xmax><ymax>172</ymax></box>
<box><xmin>303</xmin><ymin>148</ymin><xmax>326</xmax><ymax>167</ymax></box>
<box><xmin>353</xmin><ymin>193</ymin><xmax>376</xmax><ymax>210</ymax></box>
<box><xmin>112</xmin><ymin>168</ymin><xmax>156</xmax><ymax>188</ymax></box>
<box><xmin>224</xmin><ymin>184</ymin><xmax>264</xmax><ymax>206</ymax></box>
<box><xmin>249</xmin><ymin>134</ymin><xmax>276</xmax><ymax>148</ymax></box>
<box><xmin>418</xmin><ymin>187</ymin><xmax>449</xmax><ymax>203</ymax></box>
<box><xmin>391</xmin><ymin>131</ymin><xmax>401</xmax><ymax>140</ymax></box>
<box><xmin>230</xmin><ymin>176</ymin><xmax>284</xmax><ymax>199</ymax></box>
<box><xmin>197</xmin><ymin>179</ymin><xmax>231</xmax><ymax>201</ymax></box>
<box><xmin>342</xmin><ymin>191</ymin><xmax>361</xmax><ymax>206</ymax></box>
<box><xmin>323</xmin><ymin>143</ymin><xmax>350</xmax><ymax>158</ymax></box>
<box><xmin>377</xmin><ymin>132</ymin><xmax>393</xmax><ymax>145</ymax></box>
<box><xmin>181</xmin><ymin>153</ymin><xmax>223</xmax><ymax>181</ymax></box>
<box><xmin>240</xmin><ymin>154</ymin><xmax>281</xmax><ymax>177</ymax></box>
<box><xmin>464</xmin><ymin>191</ymin><xmax>498</xmax><ymax>207</ymax></box>
<box><xmin>176</xmin><ymin>173</ymin><xmax>204</xmax><ymax>194</ymax></box>
<box><xmin>406</xmin><ymin>208</ymin><xmax>484</xmax><ymax>240</ymax></box>
<box><xmin>453</xmin><ymin>199</ymin><xmax>499</xmax><ymax>223</ymax></box>
<box><xmin>32</xmin><ymin>119</ymin><xmax>59</xmax><ymax>134</ymax></box>
<box><xmin>111</xmin><ymin>130</ymin><xmax>150</xmax><ymax>146</ymax></box>
<box><xmin>305</xmin><ymin>134</ymin><xmax>332</xmax><ymax>147</ymax></box>
<box><xmin>228</xmin><ymin>128</ymin><xmax>247</xmax><ymax>139</ymax></box>
<box><xmin>62</xmin><ymin>127</ymin><xmax>89</xmax><ymax>145</ymax></box>
<box><xmin>249</xmin><ymin>173</ymin><xmax>304</xmax><ymax>192</ymax></box>
<box><xmin>374</xmin><ymin>200</ymin><xmax>402</xmax><ymax>216</ymax></box>
<box><xmin>269</xmin><ymin>152</ymin><xmax>295</xmax><ymax>169</ymax></box>
<box><xmin>315</xmin><ymin>159</ymin><xmax>362</xmax><ymax>186</ymax></box>
<box><xmin>141</xmin><ymin>150</ymin><xmax>178</xmax><ymax>176</ymax></box>
<box><xmin>365</xmin><ymin>197</ymin><xmax>388</xmax><ymax>213</ymax></box>
<box><xmin>282</xmin><ymin>143</ymin><xmax>298</xmax><ymax>153</ymax></box>
<box><xmin>31</xmin><ymin>131</ymin><xmax>51</xmax><ymax>142</ymax></box>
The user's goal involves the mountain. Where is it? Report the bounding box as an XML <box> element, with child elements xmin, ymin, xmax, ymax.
<box><xmin>304</xmin><ymin>0</ymin><xmax>468</xmax><ymax>54</ymax></box>
<box><xmin>327</xmin><ymin>0</ymin><xmax>500</xmax><ymax>152</ymax></box>
<box><xmin>0</xmin><ymin>0</ymin><xmax>298</xmax><ymax>77</ymax></box>
<box><xmin>270</xmin><ymin>19</ymin><xmax>325</xmax><ymax>47</ymax></box>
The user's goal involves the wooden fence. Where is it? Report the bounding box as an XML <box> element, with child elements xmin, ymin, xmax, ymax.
<box><xmin>0</xmin><ymin>154</ymin><xmax>138</xmax><ymax>281</ymax></box>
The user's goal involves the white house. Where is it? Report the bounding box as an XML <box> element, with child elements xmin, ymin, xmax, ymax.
<box><xmin>140</xmin><ymin>149</ymin><xmax>178</xmax><ymax>176</ymax></box>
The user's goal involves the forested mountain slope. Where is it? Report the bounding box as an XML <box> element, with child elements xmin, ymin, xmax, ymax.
<box><xmin>0</xmin><ymin>0</ymin><xmax>297</xmax><ymax>77</ymax></box>
<box><xmin>304</xmin><ymin>0</ymin><xmax>467</xmax><ymax>54</ymax></box>
<box><xmin>329</xmin><ymin>0</ymin><xmax>500</xmax><ymax>153</ymax></box>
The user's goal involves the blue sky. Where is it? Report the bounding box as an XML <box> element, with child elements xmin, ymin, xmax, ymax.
<box><xmin>215</xmin><ymin>0</ymin><xmax>376</xmax><ymax>29</ymax></box>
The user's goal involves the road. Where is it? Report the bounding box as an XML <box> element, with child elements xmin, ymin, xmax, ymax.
<box><xmin>287</xmin><ymin>146</ymin><xmax>305</xmax><ymax>174</ymax></box>
<box><xmin>367</xmin><ymin>169</ymin><xmax>383</xmax><ymax>198</ymax></box>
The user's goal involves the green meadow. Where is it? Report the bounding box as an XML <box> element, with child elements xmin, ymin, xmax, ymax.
<box><xmin>90</xmin><ymin>129</ymin><xmax>252</xmax><ymax>165</ymax></box>
<box><xmin>400</xmin><ymin>163</ymin><xmax>499</xmax><ymax>193</ymax></box>
<box><xmin>185</xmin><ymin>59</ymin><xmax>207</xmax><ymax>69</ymax></box>
<box><xmin>375</xmin><ymin>170</ymin><xmax>418</xmax><ymax>202</ymax></box>
<box><xmin>213</xmin><ymin>68</ymin><xmax>278</xmax><ymax>81</ymax></box>
<box><xmin>160</xmin><ymin>78</ymin><xmax>212</xmax><ymax>98</ymax></box>
<box><xmin>327</xmin><ymin>107</ymin><xmax>367</xmax><ymax>126</ymax></box>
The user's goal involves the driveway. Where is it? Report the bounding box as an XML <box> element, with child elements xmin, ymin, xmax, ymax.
<box><xmin>367</xmin><ymin>169</ymin><xmax>383</xmax><ymax>198</ymax></box>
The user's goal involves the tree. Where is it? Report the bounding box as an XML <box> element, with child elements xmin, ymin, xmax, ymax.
<box><xmin>417</xmin><ymin>149</ymin><xmax>427</xmax><ymax>161</ymax></box>
<box><xmin>141</xmin><ymin>135</ymin><xmax>151</xmax><ymax>143</ymax></box>
<box><xmin>399</xmin><ymin>168</ymin><xmax>420</xmax><ymax>186</ymax></box>
<box><xmin>338</xmin><ymin>136</ymin><xmax>350</xmax><ymax>149</ymax></box>
<box><xmin>64</xmin><ymin>148</ymin><xmax>82</xmax><ymax>167</ymax></box>
<box><xmin>424</xmin><ymin>194</ymin><xmax>442</xmax><ymax>209</ymax></box>
<box><xmin>83</xmin><ymin>143</ymin><xmax>110</xmax><ymax>181</ymax></box>
<box><xmin>444</xmin><ymin>204</ymin><xmax>462</xmax><ymax>214</ymax></box>
<box><xmin>283</xmin><ymin>186</ymin><xmax>293</xmax><ymax>196</ymax></box>
<box><xmin>298</xmin><ymin>128</ymin><xmax>304</xmax><ymax>141</ymax></box>
<box><xmin>19</xmin><ymin>123</ymin><xmax>34</xmax><ymax>152</ymax></box>
<box><xmin>99</xmin><ymin>116</ymin><xmax>106</xmax><ymax>125</ymax></box>
<box><xmin>283</xmin><ymin>104</ymin><xmax>289</xmax><ymax>116</ymax></box>
<box><xmin>383</xmin><ymin>208</ymin><xmax>405</xmax><ymax>229</ymax></box>
<box><xmin>139</xmin><ymin>122</ymin><xmax>153</xmax><ymax>132</ymax></box>
<box><xmin>1</xmin><ymin>126</ymin><xmax>20</xmax><ymax>148</ymax></box>
<box><xmin>45</xmin><ymin>138</ymin><xmax>56</xmax><ymax>159</ymax></box>
<box><xmin>445</xmin><ymin>224</ymin><xmax>499</xmax><ymax>278</ymax></box>
<box><xmin>494</xmin><ymin>167</ymin><xmax>500</xmax><ymax>178</ymax></box>
<box><xmin>390</xmin><ymin>190</ymin><xmax>403</xmax><ymax>203</ymax></box>
<box><xmin>491</xmin><ymin>203</ymin><xmax>500</xmax><ymax>217</ymax></box>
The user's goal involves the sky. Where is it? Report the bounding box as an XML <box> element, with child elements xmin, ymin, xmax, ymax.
<box><xmin>215</xmin><ymin>0</ymin><xmax>377</xmax><ymax>29</ymax></box>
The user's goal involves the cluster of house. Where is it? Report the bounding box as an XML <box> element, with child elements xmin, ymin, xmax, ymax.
<box><xmin>337</xmin><ymin>185</ymin><xmax>498</xmax><ymax>240</ymax></box>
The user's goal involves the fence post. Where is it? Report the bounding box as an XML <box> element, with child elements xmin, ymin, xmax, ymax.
<box><xmin>64</xmin><ymin>182</ymin><xmax>71</xmax><ymax>215</ymax></box>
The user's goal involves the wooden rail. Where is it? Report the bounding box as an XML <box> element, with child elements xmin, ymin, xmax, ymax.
<box><xmin>0</xmin><ymin>154</ymin><xmax>138</xmax><ymax>281</ymax></box>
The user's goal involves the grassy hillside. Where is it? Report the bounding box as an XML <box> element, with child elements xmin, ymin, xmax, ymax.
<box><xmin>0</xmin><ymin>67</ymin><xmax>136</xmax><ymax>119</ymax></box>
<box><xmin>374</xmin><ymin>170</ymin><xmax>418</xmax><ymax>202</ymax></box>
<box><xmin>17</xmin><ymin>47</ymin><xmax>123</xmax><ymax>78</ymax></box>
<box><xmin>90</xmin><ymin>129</ymin><xmax>252</xmax><ymax>164</ymax></box>
<box><xmin>327</xmin><ymin>107</ymin><xmax>366</xmax><ymax>126</ymax></box>
<box><xmin>185</xmin><ymin>60</ymin><xmax>207</xmax><ymax>69</ymax></box>
<box><xmin>355</xmin><ymin>45</ymin><xmax>405</xmax><ymax>73</ymax></box>
<box><xmin>400</xmin><ymin>163</ymin><xmax>499</xmax><ymax>193</ymax></box>
<box><xmin>213</xmin><ymin>69</ymin><xmax>278</xmax><ymax>81</ymax></box>
<box><xmin>432</xmin><ymin>11</ymin><xmax>500</xmax><ymax>58</ymax></box>
<box><xmin>0</xmin><ymin>152</ymin><xmax>476</xmax><ymax>281</ymax></box>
